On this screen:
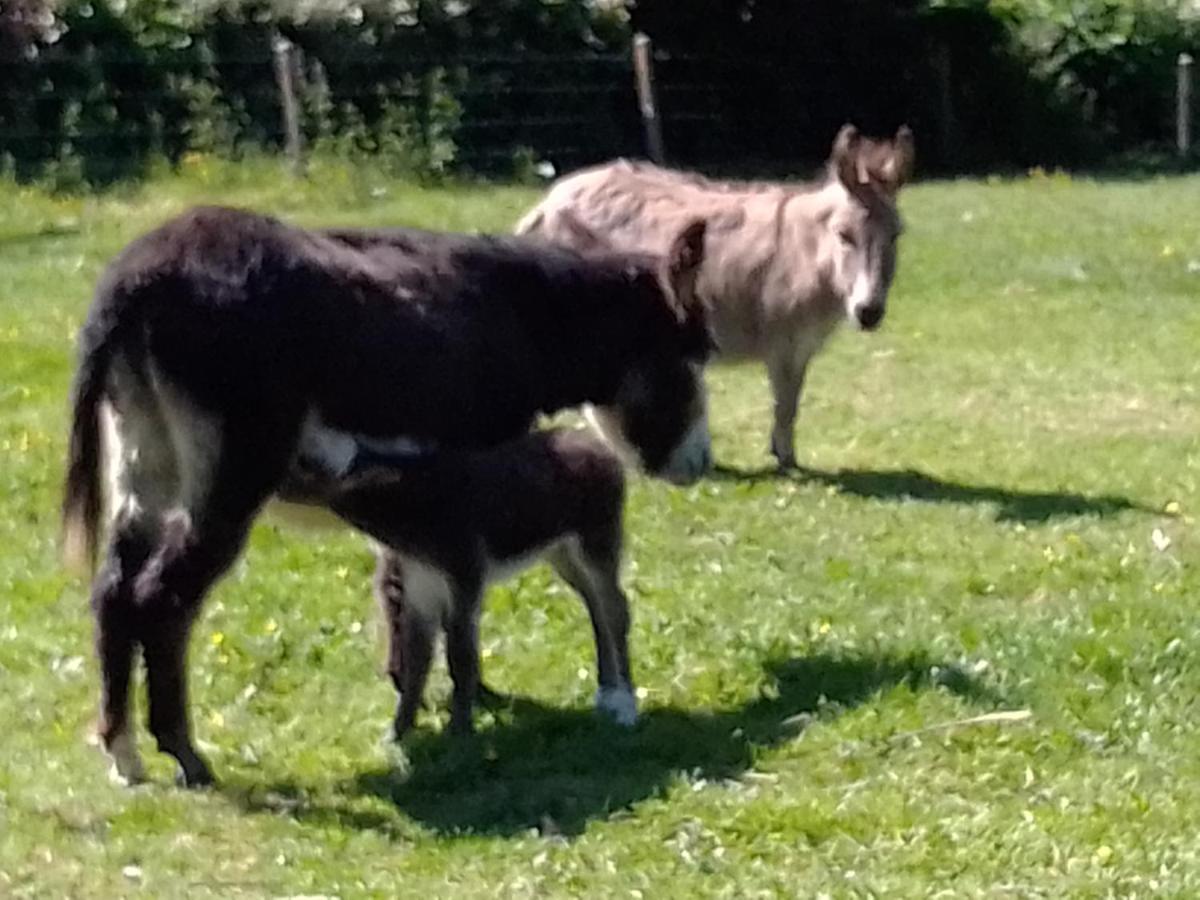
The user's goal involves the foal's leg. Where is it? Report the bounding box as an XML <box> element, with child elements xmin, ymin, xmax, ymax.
<box><xmin>550</xmin><ymin>537</ymin><xmax>637</xmax><ymax>726</ymax></box>
<box><xmin>375</xmin><ymin>548</ymin><xmax>506</xmax><ymax>716</ymax></box>
<box><xmin>374</xmin><ymin>550</ymin><xmax>438</xmax><ymax>739</ymax></box>
<box><xmin>394</xmin><ymin>602</ymin><xmax>436</xmax><ymax>739</ymax></box>
<box><xmin>373</xmin><ymin>549</ymin><xmax>407</xmax><ymax>699</ymax></box>
<box><xmin>133</xmin><ymin>419</ymin><xmax>297</xmax><ymax>787</ymax></box>
<box><xmin>767</xmin><ymin>347</ymin><xmax>809</xmax><ymax>470</ymax></box>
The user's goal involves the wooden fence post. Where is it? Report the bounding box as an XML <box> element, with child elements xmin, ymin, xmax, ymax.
<box><xmin>1178</xmin><ymin>52</ymin><xmax>1193</xmax><ymax>158</ymax></box>
<box><xmin>932</xmin><ymin>42</ymin><xmax>958</xmax><ymax>168</ymax></box>
<box><xmin>272</xmin><ymin>34</ymin><xmax>306</xmax><ymax>176</ymax></box>
<box><xmin>632</xmin><ymin>33</ymin><xmax>665</xmax><ymax>164</ymax></box>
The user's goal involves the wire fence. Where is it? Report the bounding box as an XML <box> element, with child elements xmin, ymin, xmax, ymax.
<box><xmin>0</xmin><ymin>32</ymin><xmax>1195</xmax><ymax>185</ymax></box>
<box><xmin>0</xmin><ymin>44</ymin><xmax>655</xmax><ymax>181</ymax></box>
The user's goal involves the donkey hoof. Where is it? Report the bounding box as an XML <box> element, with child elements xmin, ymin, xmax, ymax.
<box><xmin>596</xmin><ymin>686</ymin><xmax>639</xmax><ymax>727</ymax></box>
<box><xmin>476</xmin><ymin>682</ymin><xmax>510</xmax><ymax>710</ymax></box>
<box><xmin>174</xmin><ymin>759</ymin><xmax>215</xmax><ymax>789</ymax></box>
<box><xmin>100</xmin><ymin>732</ymin><xmax>147</xmax><ymax>786</ymax></box>
<box><xmin>771</xmin><ymin>447</ymin><xmax>797</xmax><ymax>470</ymax></box>
<box><xmin>108</xmin><ymin>763</ymin><xmax>147</xmax><ymax>788</ymax></box>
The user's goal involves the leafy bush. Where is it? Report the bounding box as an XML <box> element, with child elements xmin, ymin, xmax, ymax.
<box><xmin>1</xmin><ymin>0</ymin><xmax>1197</xmax><ymax>183</ymax></box>
<box><xmin>0</xmin><ymin>0</ymin><xmax>627</xmax><ymax>185</ymax></box>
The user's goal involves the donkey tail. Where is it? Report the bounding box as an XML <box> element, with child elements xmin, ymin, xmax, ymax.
<box><xmin>62</xmin><ymin>278</ymin><xmax>130</xmax><ymax>573</ymax></box>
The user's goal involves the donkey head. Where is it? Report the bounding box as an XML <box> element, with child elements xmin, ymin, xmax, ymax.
<box><xmin>587</xmin><ymin>219</ymin><xmax>714</xmax><ymax>485</ymax></box>
<box><xmin>824</xmin><ymin>124</ymin><xmax>914</xmax><ymax>332</ymax></box>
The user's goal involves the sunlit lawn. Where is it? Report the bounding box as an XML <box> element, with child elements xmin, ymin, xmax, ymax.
<box><xmin>1</xmin><ymin>158</ymin><xmax>1198</xmax><ymax>897</ymax></box>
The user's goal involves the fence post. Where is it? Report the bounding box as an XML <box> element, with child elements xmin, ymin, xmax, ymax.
<box><xmin>932</xmin><ymin>42</ymin><xmax>958</xmax><ymax>168</ymax></box>
<box><xmin>1178</xmin><ymin>52</ymin><xmax>1193</xmax><ymax>158</ymax></box>
<box><xmin>632</xmin><ymin>33</ymin><xmax>665</xmax><ymax>164</ymax></box>
<box><xmin>272</xmin><ymin>34</ymin><xmax>306</xmax><ymax>177</ymax></box>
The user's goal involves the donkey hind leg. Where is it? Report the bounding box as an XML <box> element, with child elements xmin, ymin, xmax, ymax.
<box><xmin>375</xmin><ymin>551</ymin><xmax>499</xmax><ymax>739</ymax></box>
<box><xmin>373</xmin><ymin>549</ymin><xmax>407</xmax><ymax>699</ymax></box>
<box><xmin>549</xmin><ymin>537</ymin><xmax>637</xmax><ymax>727</ymax></box>
<box><xmin>91</xmin><ymin>393</ymin><xmax>179</xmax><ymax>784</ymax></box>
<box><xmin>374</xmin><ymin>550</ymin><xmax>434</xmax><ymax>740</ymax></box>
<box><xmin>388</xmin><ymin>557</ymin><xmax>453</xmax><ymax>739</ymax></box>
<box><xmin>133</xmin><ymin>413</ymin><xmax>299</xmax><ymax>787</ymax></box>
<box><xmin>91</xmin><ymin>517</ymin><xmax>155</xmax><ymax>785</ymax></box>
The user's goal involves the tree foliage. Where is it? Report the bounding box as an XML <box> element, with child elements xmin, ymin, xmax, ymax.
<box><xmin>0</xmin><ymin>0</ymin><xmax>1196</xmax><ymax>183</ymax></box>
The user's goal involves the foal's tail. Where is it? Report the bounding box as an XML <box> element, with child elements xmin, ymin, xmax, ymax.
<box><xmin>62</xmin><ymin>276</ymin><xmax>132</xmax><ymax>573</ymax></box>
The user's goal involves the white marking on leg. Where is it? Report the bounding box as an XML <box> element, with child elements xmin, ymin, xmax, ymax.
<box><xmin>105</xmin><ymin>731</ymin><xmax>146</xmax><ymax>785</ymax></box>
<box><xmin>596</xmin><ymin>684</ymin><xmax>638</xmax><ymax>726</ymax></box>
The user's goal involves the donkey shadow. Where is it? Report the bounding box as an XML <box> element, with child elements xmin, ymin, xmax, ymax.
<box><xmin>711</xmin><ymin>463</ymin><xmax>1153</xmax><ymax>524</ymax></box>
<box><xmin>231</xmin><ymin>651</ymin><xmax>1000</xmax><ymax>838</ymax></box>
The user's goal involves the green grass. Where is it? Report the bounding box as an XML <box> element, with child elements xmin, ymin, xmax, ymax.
<box><xmin>1</xmin><ymin>157</ymin><xmax>1198</xmax><ymax>897</ymax></box>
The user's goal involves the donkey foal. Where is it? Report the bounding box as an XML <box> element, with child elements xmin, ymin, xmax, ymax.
<box><xmin>285</xmin><ymin>427</ymin><xmax>636</xmax><ymax>738</ymax></box>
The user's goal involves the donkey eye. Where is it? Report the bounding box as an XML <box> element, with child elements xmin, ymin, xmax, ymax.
<box><xmin>838</xmin><ymin>229</ymin><xmax>857</xmax><ymax>247</ymax></box>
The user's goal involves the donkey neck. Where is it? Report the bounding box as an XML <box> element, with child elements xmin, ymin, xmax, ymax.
<box><xmin>778</xmin><ymin>181</ymin><xmax>856</xmax><ymax>315</ymax></box>
<box><xmin>518</xmin><ymin>268</ymin><xmax>669</xmax><ymax>413</ymax></box>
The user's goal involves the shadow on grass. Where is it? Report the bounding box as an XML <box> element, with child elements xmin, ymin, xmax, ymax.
<box><xmin>712</xmin><ymin>463</ymin><xmax>1153</xmax><ymax>524</ymax></box>
<box><xmin>229</xmin><ymin>650</ymin><xmax>1000</xmax><ymax>838</ymax></box>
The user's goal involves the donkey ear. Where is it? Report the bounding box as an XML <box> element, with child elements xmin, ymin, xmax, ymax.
<box><xmin>667</xmin><ymin>217</ymin><xmax>700</xmax><ymax>292</ymax></box>
<box><xmin>888</xmin><ymin>125</ymin><xmax>916</xmax><ymax>188</ymax></box>
<box><xmin>830</xmin><ymin>123</ymin><xmax>864</xmax><ymax>190</ymax></box>
<box><xmin>664</xmin><ymin>218</ymin><xmax>709</xmax><ymax>343</ymax></box>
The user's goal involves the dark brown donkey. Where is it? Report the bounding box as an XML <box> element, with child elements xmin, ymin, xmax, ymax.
<box><xmin>63</xmin><ymin>206</ymin><xmax>710</xmax><ymax>787</ymax></box>
<box><xmin>281</xmin><ymin>426</ymin><xmax>636</xmax><ymax>739</ymax></box>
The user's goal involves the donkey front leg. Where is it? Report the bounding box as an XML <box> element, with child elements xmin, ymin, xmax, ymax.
<box><xmin>550</xmin><ymin>540</ymin><xmax>637</xmax><ymax>726</ymax></box>
<box><xmin>444</xmin><ymin>583</ymin><xmax>484</xmax><ymax>736</ymax></box>
<box><xmin>767</xmin><ymin>349</ymin><xmax>810</xmax><ymax>469</ymax></box>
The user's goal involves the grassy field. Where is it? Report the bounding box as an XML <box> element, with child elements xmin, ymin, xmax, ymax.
<box><xmin>0</xmin><ymin>158</ymin><xmax>1198</xmax><ymax>898</ymax></box>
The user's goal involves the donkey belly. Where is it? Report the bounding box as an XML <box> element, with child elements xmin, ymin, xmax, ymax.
<box><xmin>294</xmin><ymin>412</ymin><xmax>438</xmax><ymax>478</ymax></box>
<box><xmin>265</xmin><ymin>412</ymin><xmax>440</xmax><ymax>533</ymax></box>
<box><xmin>262</xmin><ymin>500</ymin><xmax>348</xmax><ymax>533</ymax></box>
